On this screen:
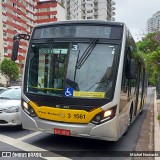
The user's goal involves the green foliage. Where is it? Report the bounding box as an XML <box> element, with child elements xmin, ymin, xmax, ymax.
<box><xmin>136</xmin><ymin>31</ymin><xmax>160</xmax><ymax>86</ymax></box>
<box><xmin>0</xmin><ymin>58</ymin><xmax>19</xmax><ymax>86</ymax></box>
<box><xmin>137</xmin><ymin>32</ymin><xmax>160</xmax><ymax>53</ymax></box>
<box><xmin>158</xmin><ymin>115</ymin><xmax>160</xmax><ymax>120</ymax></box>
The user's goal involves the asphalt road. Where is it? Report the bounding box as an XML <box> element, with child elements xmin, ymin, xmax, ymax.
<box><xmin>0</xmin><ymin>88</ymin><xmax>155</xmax><ymax>160</ymax></box>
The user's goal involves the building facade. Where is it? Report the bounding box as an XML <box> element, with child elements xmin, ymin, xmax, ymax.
<box><xmin>147</xmin><ymin>11</ymin><xmax>160</xmax><ymax>33</ymax></box>
<box><xmin>0</xmin><ymin>0</ymin><xmax>65</xmax><ymax>85</ymax></box>
<box><xmin>35</xmin><ymin>0</ymin><xmax>65</xmax><ymax>24</ymax></box>
<box><xmin>65</xmin><ymin>0</ymin><xmax>115</xmax><ymax>21</ymax></box>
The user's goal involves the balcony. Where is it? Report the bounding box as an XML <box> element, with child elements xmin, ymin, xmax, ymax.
<box><xmin>111</xmin><ymin>17</ymin><xmax>115</xmax><ymax>21</ymax></box>
<box><xmin>112</xmin><ymin>7</ymin><xmax>116</xmax><ymax>11</ymax></box>
<box><xmin>2</xmin><ymin>6</ymin><xmax>6</xmax><ymax>14</ymax></box>
<box><xmin>2</xmin><ymin>0</ymin><xmax>6</xmax><ymax>4</ymax></box>
<box><xmin>17</xmin><ymin>14</ymin><xmax>21</xmax><ymax>18</ymax></box>
<box><xmin>2</xmin><ymin>16</ymin><xmax>6</xmax><ymax>22</ymax></box>
<box><xmin>3</xmin><ymin>42</ymin><xmax>8</xmax><ymax>47</ymax></box>
<box><xmin>17</xmin><ymin>6</ymin><xmax>21</xmax><ymax>11</ymax></box>
<box><xmin>112</xmin><ymin>1</ymin><xmax>116</xmax><ymax>5</ymax></box>
<box><xmin>112</xmin><ymin>12</ymin><xmax>115</xmax><ymax>16</ymax></box>
<box><xmin>13</xmin><ymin>27</ymin><xmax>18</xmax><ymax>32</ymax></box>
<box><xmin>3</xmin><ymin>24</ymin><xmax>7</xmax><ymax>30</ymax></box>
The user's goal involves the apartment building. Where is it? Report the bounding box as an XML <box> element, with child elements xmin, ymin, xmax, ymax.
<box><xmin>65</xmin><ymin>0</ymin><xmax>116</xmax><ymax>21</ymax></box>
<box><xmin>0</xmin><ymin>0</ymin><xmax>65</xmax><ymax>85</ymax></box>
<box><xmin>35</xmin><ymin>0</ymin><xmax>65</xmax><ymax>24</ymax></box>
<box><xmin>147</xmin><ymin>11</ymin><xmax>160</xmax><ymax>33</ymax></box>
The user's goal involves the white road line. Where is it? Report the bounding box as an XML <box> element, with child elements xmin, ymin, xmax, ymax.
<box><xmin>18</xmin><ymin>131</ymin><xmax>42</xmax><ymax>141</ymax></box>
<box><xmin>0</xmin><ymin>134</ymin><xmax>71</xmax><ymax>160</ymax></box>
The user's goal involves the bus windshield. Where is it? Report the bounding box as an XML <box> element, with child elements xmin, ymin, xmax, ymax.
<box><xmin>26</xmin><ymin>39</ymin><xmax>119</xmax><ymax>99</ymax></box>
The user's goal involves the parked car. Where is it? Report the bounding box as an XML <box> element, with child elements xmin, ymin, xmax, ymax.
<box><xmin>0</xmin><ymin>87</ymin><xmax>21</xmax><ymax>126</ymax></box>
<box><xmin>0</xmin><ymin>87</ymin><xmax>6</xmax><ymax>93</ymax></box>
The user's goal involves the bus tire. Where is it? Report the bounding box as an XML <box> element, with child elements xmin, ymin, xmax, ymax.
<box><xmin>127</xmin><ymin>111</ymin><xmax>132</xmax><ymax>126</ymax></box>
<box><xmin>139</xmin><ymin>109</ymin><xmax>143</xmax><ymax>115</ymax></box>
<box><xmin>123</xmin><ymin>107</ymin><xmax>133</xmax><ymax>136</ymax></box>
<box><xmin>140</xmin><ymin>99</ymin><xmax>144</xmax><ymax>115</ymax></box>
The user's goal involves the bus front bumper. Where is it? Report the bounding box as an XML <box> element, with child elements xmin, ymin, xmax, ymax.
<box><xmin>21</xmin><ymin>110</ymin><xmax>119</xmax><ymax>141</ymax></box>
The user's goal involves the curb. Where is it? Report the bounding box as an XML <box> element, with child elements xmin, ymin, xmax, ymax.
<box><xmin>154</xmin><ymin>91</ymin><xmax>160</xmax><ymax>160</ymax></box>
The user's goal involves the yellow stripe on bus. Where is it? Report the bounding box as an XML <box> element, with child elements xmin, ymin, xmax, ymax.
<box><xmin>29</xmin><ymin>101</ymin><xmax>102</xmax><ymax>124</ymax></box>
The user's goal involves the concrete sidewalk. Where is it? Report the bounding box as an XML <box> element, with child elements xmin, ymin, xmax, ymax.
<box><xmin>154</xmin><ymin>91</ymin><xmax>160</xmax><ymax>160</ymax></box>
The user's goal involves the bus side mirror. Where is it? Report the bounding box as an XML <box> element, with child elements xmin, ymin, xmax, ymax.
<box><xmin>126</xmin><ymin>59</ymin><xmax>136</xmax><ymax>79</ymax></box>
<box><xmin>12</xmin><ymin>39</ymin><xmax>19</xmax><ymax>61</ymax></box>
<box><xmin>11</xmin><ymin>33</ymin><xmax>30</xmax><ymax>61</ymax></box>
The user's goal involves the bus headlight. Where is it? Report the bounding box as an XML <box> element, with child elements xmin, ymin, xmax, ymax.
<box><xmin>91</xmin><ymin>106</ymin><xmax>117</xmax><ymax>125</ymax></box>
<box><xmin>22</xmin><ymin>101</ymin><xmax>37</xmax><ymax>117</ymax></box>
<box><xmin>104</xmin><ymin>110</ymin><xmax>112</xmax><ymax>117</ymax></box>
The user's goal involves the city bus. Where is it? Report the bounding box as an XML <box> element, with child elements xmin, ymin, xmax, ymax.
<box><xmin>11</xmin><ymin>20</ymin><xmax>147</xmax><ymax>141</ymax></box>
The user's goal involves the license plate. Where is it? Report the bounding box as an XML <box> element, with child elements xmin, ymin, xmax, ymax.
<box><xmin>54</xmin><ymin>128</ymin><xmax>71</xmax><ymax>136</ymax></box>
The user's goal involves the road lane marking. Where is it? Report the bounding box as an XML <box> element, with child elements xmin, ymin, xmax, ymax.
<box><xmin>0</xmin><ymin>134</ymin><xmax>71</xmax><ymax>160</ymax></box>
<box><xmin>18</xmin><ymin>131</ymin><xmax>42</xmax><ymax>141</ymax></box>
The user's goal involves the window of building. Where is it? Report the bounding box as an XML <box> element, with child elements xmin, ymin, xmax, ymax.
<box><xmin>3</xmin><ymin>32</ymin><xmax>7</xmax><ymax>37</ymax></box>
<box><xmin>87</xmin><ymin>4</ymin><xmax>93</xmax><ymax>7</ymax></box>
<box><xmin>13</xmin><ymin>3</ymin><xmax>17</xmax><ymax>8</ymax></box>
<box><xmin>3</xmin><ymin>24</ymin><xmax>7</xmax><ymax>28</ymax></box>
<box><xmin>4</xmin><ymin>48</ymin><xmax>8</xmax><ymax>53</ymax></box>
<box><xmin>87</xmin><ymin>10</ymin><xmax>93</xmax><ymax>13</ymax></box>
<box><xmin>2</xmin><ymin>6</ymin><xmax>6</xmax><ymax>12</ymax></box>
<box><xmin>87</xmin><ymin>16</ymin><xmax>93</xmax><ymax>19</ymax></box>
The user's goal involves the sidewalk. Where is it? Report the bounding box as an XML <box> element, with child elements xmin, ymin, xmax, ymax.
<box><xmin>154</xmin><ymin>91</ymin><xmax>160</xmax><ymax>160</ymax></box>
<box><xmin>134</xmin><ymin>88</ymin><xmax>154</xmax><ymax>160</ymax></box>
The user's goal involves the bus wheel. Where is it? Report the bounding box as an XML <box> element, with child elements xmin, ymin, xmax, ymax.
<box><xmin>123</xmin><ymin>109</ymin><xmax>132</xmax><ymax>136</ymax></box>
<box><xmin>127</xmin><ymin>111</ymin><xmax>132</xmax><ymax>127</ymax></box>
<box><xmin>140</xmin><ymin>100</ymin><xmax>144</xmax><ymax>115</ymax></box>
<box><xmin>140</xmin><ymin>109</ymin><xmax>143</xmax><ymax>115</ymax></box>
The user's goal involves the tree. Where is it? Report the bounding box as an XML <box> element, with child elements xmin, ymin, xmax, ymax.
<box><xmin>137</xmin><ymin>31</ymin><xmax>160</xmax><ymax>86</ymax></box>
<box><xmin>0</xmin><ymin>58</ymin><xmax>19</xmax><ymax>86</ymax></box>
<box><xmin>137</xmin><ymin>32</ymin><xmax>160</xmax><ymax>53</ymax></box>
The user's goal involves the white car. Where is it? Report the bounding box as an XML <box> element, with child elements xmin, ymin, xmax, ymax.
<box><xmin>0</xmin><ymin>87</ymin><xmax>21</xmax><ymax>126</ymax></box>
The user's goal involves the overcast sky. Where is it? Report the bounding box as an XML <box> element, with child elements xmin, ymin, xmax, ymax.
<box><xmin>114</xmin><ymin>0</ymin><xmax>160</xmax><ymax>41</ymax></box>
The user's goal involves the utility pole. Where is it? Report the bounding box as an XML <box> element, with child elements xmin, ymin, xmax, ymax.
<box><xmin>157</xmin><ymin>63</ymin><xmax>160</xmax><ymax>99</ymax></box>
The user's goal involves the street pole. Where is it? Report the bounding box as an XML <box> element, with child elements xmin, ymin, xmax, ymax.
<box><xmin>157</xmin><ymin>63</ymin><xmax>160</xmax><ymax>99</ymax></box>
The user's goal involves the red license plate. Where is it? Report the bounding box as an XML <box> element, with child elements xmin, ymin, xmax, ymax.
<box><xmin>54</xmin><ymin>128</ymin><xmax>71</xmax><ymax>136</ymax></box>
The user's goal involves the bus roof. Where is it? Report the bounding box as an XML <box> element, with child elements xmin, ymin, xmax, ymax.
<box><xmin>35</xmin><ymin>20</ymin><xmax>125</xmax><ymax>28</ymax></box>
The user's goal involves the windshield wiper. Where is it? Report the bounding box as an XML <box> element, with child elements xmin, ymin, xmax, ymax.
<box><xmin>86</xmin><ymin>79</ymin><xmax>110</xmax><ymax>91</ymax></box>
<box><xmin>0</xmin><ymin>97</ymin><xmax>10</xmax><ymax>100</ymax></box>
<box><xmin>73</xmin><ymin>50</ymin><xmax>81</xmax><ymax>81</ymax></box>
<box><xmin>75</xmin><ymin>38</ymin><xmax>98</xmax><ymax>69</ymax></box>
